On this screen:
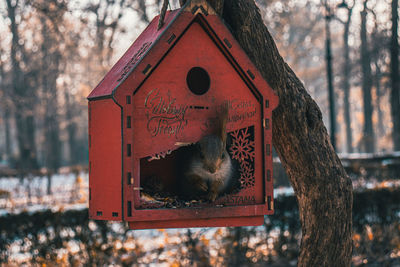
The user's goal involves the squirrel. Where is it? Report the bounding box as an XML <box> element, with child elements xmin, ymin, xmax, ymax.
<box><xmin>177</xmin><ymin>106</ymin><xmax>233</xmax><ymax>202</ymax></box>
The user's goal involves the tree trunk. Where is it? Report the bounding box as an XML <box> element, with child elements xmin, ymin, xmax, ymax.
<box><xmin>391</xmin><ymin>0</ymin><xmax>400</xmax><ymax>151</ymax></box>
<box><xmin>342</xmin><ymin>7</ymin><xmax>353</xmax><ymax>153</ymax></box>
<box><xmin>230</xmin><ymin>227</ymin><xmax>244</xmax><ymax>266</ymax></box>
<box><xmin>186</xmin><ymin>229</ymin><xmax>210</xmax><ymax>267</ymax></box>
<box><xmin>47</xmin><ymin>173</ymin><xmax>52</xmax><ymax>195</ymax></box>
<box><xmin>325</xmin><ymin>11</ymin><xmax>337</xmax><ymax>151</ymax></box>
<box><xmin>3</xmin><ymin>107</ymin><xmax>12</xmax><ymax>162</ymax></box>
<box><xmin>360</xmin><ymin>1</ymin><xmax>375</xmax><ymax>152</ymax></box>
<box><xmin>374</xmin><ymin>63</ymin><xmax>385</xmax><ymax>138</ymax></box>
<box><xmin>41</xmin><ymin>17</ymin><xmax>61</xmax><ymax>180</ymax></box>
<box><xmin>0</xmin><ymin>51</ymin><xmax>12</xmax><ymax>162</ymax></box>
<box><xmin>15</xmin><ymin>108</ymin><xmax>38</xmax><ymax>172</ymax></box>
<box><xmin>6</xmin><ymin>0</ymin><xmax>38</xmax><ymax>173</ymax></box>
<box><xmin>188</xmin><ymin>0</ymin><xmax>353</xmax><ymax>266</ymax></box>
<box><xmin>65</xmin><ymin>91</ymin><xmax>78</xmax><ymax>165</ymax></box>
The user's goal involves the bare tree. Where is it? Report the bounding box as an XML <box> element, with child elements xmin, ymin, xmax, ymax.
<box><xmin>5</xmin><ymin>0</ymin><xmax>39</xmax><ymax>173</ymax></box>
<box><xmin>391</xmin><ymin>0</ymin><xmax>400</xmax><ymax>150</ymax></box>
<box><xmin>0</xmin><ymin>46</ymin><xmax>13</xmax><ymax>163</ymax></box>
<box><xmin>83</xmin><ymin>0</ymin><xmax>137</xmax><ymax>69</ymax></box>
<box><xmin>40</xmin><ymin>18</ymin><xmax>61</xmax><ymax>193</ymax></box>
<box><xmin>29</xmin><ymin>0</ymin><xmax>71</xmax><ymax>192</ymax></box>
<box><xmin>360</xmin><ymin>0</ymin><xmax>375</xmax><ymax>152</ymax></box>
<box><xmin>337</xmin><ymin>0</ymin><xmax>355</xmax><ymax>153</ymax></box>
<box><xmin>64</xmin><ymin>90</ymin><xmax>79</xmax><ymax>165</ymax></box>
<box><xmin>369</xmin><ymin>8</ymin><xmax>388</xmax><ymax>140</ymax></box>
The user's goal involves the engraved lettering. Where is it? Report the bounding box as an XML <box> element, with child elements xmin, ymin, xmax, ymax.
<box><xmin>144</xmin><ymin>89</ymin><xmax>188</xmax><ymax>138</ymax></box>
<box><xmin>201</xmin><ymin>99</ymin><xmax>257</xmax><ymax>132</ymax></box>
<box><xmin>222</xmin><ymin>195</ymin><xmax>256</xmax><ymax>205</ymax></box>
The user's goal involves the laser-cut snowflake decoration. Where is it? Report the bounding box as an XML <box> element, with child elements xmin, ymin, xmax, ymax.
<box><xmin>239</xmin><ymin>164</ymin><xmax>255</xmax><ymax>188</ymax></box>
<box><xmin>229</xmin><ymin>127</ymin><xmax>256</xmax><ymax>189</ymax></box>
<box><xmin>229</xmin><ymin>128</ymin><xmax>255</xmax><ymax>162</ymax></box>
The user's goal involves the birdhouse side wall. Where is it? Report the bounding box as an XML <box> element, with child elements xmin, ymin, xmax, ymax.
<box><xmin>89</xmin><ymin>98</ymin><xmax>123</xmax><ymax>221</ymax></box>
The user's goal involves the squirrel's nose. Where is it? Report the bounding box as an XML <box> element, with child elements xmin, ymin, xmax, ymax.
<box><xmin>208</xmin><ymin>166</ymin><xmax>217</xmax><ymax>173</ymax></box>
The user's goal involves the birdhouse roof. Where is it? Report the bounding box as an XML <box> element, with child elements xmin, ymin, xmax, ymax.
<box><xmin>87</xmin><ymin>0</ymin><xmax>277</xmax><ymax>107</ymax></box>
<box><xmin>87</xmin><ymin>9</ymin><xmax>180</xmax><ymax>99</ymax></box>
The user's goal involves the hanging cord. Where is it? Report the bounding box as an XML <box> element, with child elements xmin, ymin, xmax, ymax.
<box><xmin>157</xmin><ymin>0</ymin><xmax>170</xmax><ymax>30</ymax></box>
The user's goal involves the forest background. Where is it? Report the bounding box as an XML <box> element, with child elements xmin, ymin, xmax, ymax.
<box><xmin>0</xmin><ymin>0</ymin><xmax>399</xmax><ymax>266</ymax></box>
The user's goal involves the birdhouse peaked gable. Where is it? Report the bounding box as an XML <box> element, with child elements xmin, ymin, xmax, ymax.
<box><xmin>88</xmin><ymin>0</ymin><xmax>279</xmax><ymax>230</ymax></box>
<box><xmin>87</xmin><ymin>9</ymin><xmax>180</xmax><ymax>99</ymax></box>
<box><xmin>87</xmin><ymin>0</ymin><xmax>278</xmax><ymax>109</ymax></box>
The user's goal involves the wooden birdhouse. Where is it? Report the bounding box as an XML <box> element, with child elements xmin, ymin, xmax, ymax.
<box><xmin>87</xmin><ymin>0</ymin><xmax>278</xmax><ymax>230</ymax></box>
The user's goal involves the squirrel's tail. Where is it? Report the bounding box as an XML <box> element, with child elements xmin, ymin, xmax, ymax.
<box><xmin>216</xmin><ymin>103</ymin><xmax>229</xmax><ymax>147</ymax></box>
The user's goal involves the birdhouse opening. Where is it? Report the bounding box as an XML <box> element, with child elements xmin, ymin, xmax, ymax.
<box><xmin>186</xmin><ymin>67</ymin><xmax>210</xmax><ymax>95</ymax></box>
<box><xmin>138</xmin><ymin>126</ymin><xmax>245</xmax><ymax>209</ymax></box>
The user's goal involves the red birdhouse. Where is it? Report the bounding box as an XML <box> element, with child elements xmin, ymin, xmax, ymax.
<box><xmin>87</xmin><ymin>0</ymin><xmax>278</xmax><ymax>230</ymax></box>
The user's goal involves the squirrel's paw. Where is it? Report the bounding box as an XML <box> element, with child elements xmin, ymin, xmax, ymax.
<box><xmin>190</xmin><ymin>176</ymin><xmax>208</xmax><ymax>192</ymax></box>
<box><xmin>196</xmin><ymin>180</ymin><xmax>208</xmax><ymax>192</ymax></box>
<box><xmin>207</xmin><ymin>191</ymin><xmax>218</xmax><ymax>202</ymax></box>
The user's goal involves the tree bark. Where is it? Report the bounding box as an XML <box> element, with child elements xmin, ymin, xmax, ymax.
<box><xmin>391</xmin><ymin>0</ymin><xmax>400</xmax><ymax>151</ymax></box>
<box><xmin>360</xmin><ymin>1</ymin><xmax>375</xmax><ymax>152</ymax></box>
<box><xmin>190</xmin><ymin>0</ymin><xmax>353</xmax><ymax>266</ymax></box>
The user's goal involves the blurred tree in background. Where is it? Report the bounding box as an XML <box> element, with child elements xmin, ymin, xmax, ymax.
<box><xmin>0</xmin><ymin>0</ymin><xmax>167</xmax><ymax>173</ymax></box>
<box><xmin>0</xmin><ymin>0</ymin><xmax>399</xmax><ymax>174</ymax></box>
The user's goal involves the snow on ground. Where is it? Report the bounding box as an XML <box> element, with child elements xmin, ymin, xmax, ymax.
<box><xmin>0</xmin><ymin>172</ymin><xmax>88</xmax><ymax>216</ymax></box>
<box><xmin>1</xmin><ymin>170</ymin><xmax>399</xmax><ymax>266</ymax></box>
<box><xmin>0</xmin><ymin>169</ymin><xmax>399</xmax><ymax>216</ymax></box>
<box><xmin>338</xmin><ymin>151</ymin><xmax>400</xmax><ymax>160</ymax></box>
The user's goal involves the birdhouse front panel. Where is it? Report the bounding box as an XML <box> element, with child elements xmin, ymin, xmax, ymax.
<box><xmin>88</xmin><ymin>0</ymin><xmax>278</xmax><ymax>229</ymax></box>
<box><xmin>131</xmin><ymin>20</ymin><xmax>264</xmax><ymax>207</ymax></box>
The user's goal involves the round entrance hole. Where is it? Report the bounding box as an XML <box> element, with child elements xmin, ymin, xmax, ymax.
<box><xmin>186</xmin><ymin>67</ymin><xmax>210</xmax><ymax>95</ymax></box>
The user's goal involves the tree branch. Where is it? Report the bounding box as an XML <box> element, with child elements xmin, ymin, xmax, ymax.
<box><xmin>158</xmin><ymin>0</ymin><xmax>169</xmax><ymax>30</ymax></box>
<box><xmin>207</xmin><ymin>0</ymin><xmax>224</xmax><ymax>16</ymax></box>
<box><xmin>179</xmin><ymin>0</ymin><xmax>224</xmax><ymax>16</ymax></box>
